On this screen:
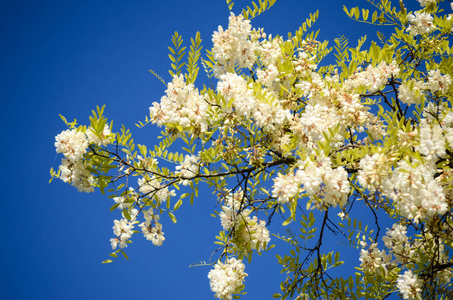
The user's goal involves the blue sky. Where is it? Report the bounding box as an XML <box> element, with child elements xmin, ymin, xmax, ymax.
<box><xmin>1</xmin><ymin>0</ymin><xmax>450</xmax><ymax>299</ymax></box>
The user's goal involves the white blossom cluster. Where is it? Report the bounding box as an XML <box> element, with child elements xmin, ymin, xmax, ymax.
<box><xmin>357</xmin><ymin>153</ymin><xmax>389</xmax><ymax>192</ymax></box>
<box><xmin>138</xmin><ymin>209</ymin><xmax>165</xmax><ymax>246</ymax></box>
<box><xmin>149</xmin><ymin>74</ymin><xmax>208</xmax><ymax>134</ymax></box>
<box><xmin>398</xmin><ymin>79</ymin><xmax>426</xmax><ymax>105</ymax></box>
<box><xmin>297</xmin><ymin>155</ymin><xmax>350</xmax><ymax>209</ymax></box>
<box><xmin>55</xmin><ymin>129</ymin><xmax>94</xmax><ymax>192</ymax></box>
<box><xmin>397</xmin><ymin>270</ymin><xmax>423</xmax><ymax>300</ymax></box>
<box><xmin>110</xmin><ymin>218</ymin><xmax>135</xmax><ymax>250</ymax></box>
<box><xmin>417</xmin><ymin>0</ymin><xmax>438</xmax><ymax>7</ymax></box>
<box><xmin>382</xmin><ymin>223</ymin><xmax>414</xmax><ymax>264</ymax></box>
<box><xmin>138</xmin><ymin>176</ymin><xmax>176</xmax><ymax>204</ymax></box>
<box><xmin>86</xmin><ymin>125</ymin><xmax>113</xmax><ymax>147</ymax></box>
<box><xmin>427</xmin><ymin>69</ymin><xmax>452</xmax><ymax>94</ymax></box>
<box><xmin>212</xmin><ymin>13</ymin><xmax>261</xmax><ymax>77</ymax></box>
<box><xmin>217</xmin><ymin>72</ymin><xmax>291</xmax><ymax>132</ymax></box>
<box><xmin>219</xmin><ymin>190</ymin><xmax>270</xmax><ymax>253</ymax></box>
<box><xmin>208</xmin><ymin>257</ymin><xmax>248</xmax><ymax>300</ymax></box>
<box><xmin>292</xmin><ymin>102</ymin><xmax>344</xmax><ymax>148</ymax></box>
<box><xmin>359</xmin><ymin>243</ymin><xmax>392</xmax><ymax>275</ymax></box>
<box><xmin>418</xmin><ymin>118</ymin><xmax>446</xmax><ymax>161</ymax></box>
<box><xmin>272</xmin><ymin>155</ymin><xmax>350</xmax><ymax>209</ymax></box>
<box><xmin>175</xmin><ymin>154</ymin><xmax>199</xmax><ymax>185</ymax></box>
<box><xmin>382</xmin><ymin>160</ymin><xmax>447</xmax><ymax>222</ymax></box>
<box><xmin>344</xmin><ymin>61</ymin><xmax>400</xmax><ymax>93</ymax></box>
<box><xmin>407</xmin><ymin>11</ymin><xmax>436</xmax><ymax>36</ymax></box>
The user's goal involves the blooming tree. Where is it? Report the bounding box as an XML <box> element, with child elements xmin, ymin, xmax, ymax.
<box><xmin>51</xmin><ymin>0</ymin><xmax>453</xmax><ymax>299</ymax></box>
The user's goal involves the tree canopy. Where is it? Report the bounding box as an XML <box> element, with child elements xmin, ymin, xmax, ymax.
<box><xmin>51</xmin><ymin>0</ymin><xmax>453</xmax><ymax>299</ymax></box>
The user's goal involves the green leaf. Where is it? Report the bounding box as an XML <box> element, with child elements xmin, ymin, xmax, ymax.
<box><xmin>169</xmin><ymin>212</ymin><xmax>177</xmax><ymax>223</ymax></box>
<box><xmin>102</xmin><ymin>260</ymin><xmax>113</xmax><ymax>264</ymax></box>
<box><xmin>173</xmin><ymin>199</ymin><xmax>183</xmax><ymax>211</ymax></box>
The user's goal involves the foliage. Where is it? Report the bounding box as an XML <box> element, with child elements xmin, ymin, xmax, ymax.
<box><xmin>51</xmin><ymin>0</ymin><xmax>453</xmax><ymax>299</ymax></box>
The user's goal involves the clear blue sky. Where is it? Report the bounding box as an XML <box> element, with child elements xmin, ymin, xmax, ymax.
<box><xmin>1</xmin><ymin>0</ymin><xmax>449</xmax><ymax>299</ymax></box>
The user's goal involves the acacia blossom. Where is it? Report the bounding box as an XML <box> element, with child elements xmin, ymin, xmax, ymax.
<box><xmin>344</xmin><ymin>61</ymin><xmax>399</xmax><ymax>93</ymax></box>
<box><xmin>219</xmin><ymin>190</ymin><xmax>270</xmax><ymax>253</ymax></box>
<box><xmin>397</xmin><ymin>270</ymin><xmax>423</xmax><ymax>300</ymax></box>
<box><xmin>110</xmin><ymin>218</ymin><xmax>134</xmax><ymax>249</ymax></box>
<box><xmin>138</xmin><ymin>176</ymin><xmax>176</xmax><ymax>204</ymax></box>
<box><xmin>59</xmin><ymin>159</ymin><xmax>94</xmax><ymax>193</ymax></box>
<box><xmin>208</xmin><ymin>257</ymin><xmax>248</xmax><ymax>300</ymax></box>
<box><xmin>86</xmin><ymin>124</ymin><xmax>113</xmax><ymax>147</ymax></box>
<box><xmin>212</xmin><ymin>13</ymin><xmax>261</xmax><ymax>77</ymax></box>
<box><xmin>418</xmin><ymin>118</ymin><xmax>446</xmax><ymax>161</ymax></box>
<box><xmin>357</xmin><ymin>153</ymin><xmax>389</xmax><ymax>192</ymax></box>
<box><xmin>55</xmin><ymin>129</ymin><xmax>88</xmax><ymax>162</ymax></box>
<box><xmin>138</xmin><ymin>209</ymin><xmax>165</xmax><ymax>246</ymax></box>
<box><xmin>296</xmin><ymin>155</ymin><xmax>350</xmax><ymax>209</ymax></box>
<box><xmin>407</xmin><ymin>11</ymin><xmax>436</xmax><ymax>36</ymax></box>
<box><xmin>382</xmin><ymin>160</ymin><xmax>448</xmax><ymax>222</ymax></box>
<box><xmin>149</xmin><ymin>74</ymin><xmax>208</xmax><ymax>134</ymax></box>
<box><xmin>175</xmin><ymin>154</ymin><xmax>199</xmax><ymax>185</ymax></box>
<box><xmin>427</xmin><ymin>69</ymin><xmax>452</xmax><ymax>94</ymax></box>
<box><xmin>398</xmin><ymin>79</ymin><xmax>426</xmax><ymax>105</ymax></box>
<box><xmin>359</xmin><ymin>243</ymin><xmax>392</xmax><ymax>275</ymax></box>
<box><xmin>382</xmin><ymin>223</ymin><xmax>414</xmax><ymax>264</ymax></box>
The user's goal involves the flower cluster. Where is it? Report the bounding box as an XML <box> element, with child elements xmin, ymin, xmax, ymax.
<box><xmin>398</xmin><ymin>79</ymin><xmax>426</xmax><ymax>105</ymax></box>
<box><xmin>357</xmin><ymin>153</ymin><xmax>390</xmax><ymax>192</ymax></box>
<box><xmin>359</xmin><ymin>243</ymin><xmax>392</xmax><ymax>275</ymax></box>
<box><xmin>86</xmin><ymin>125</ymin><xmax>113</xmax><ymax>147</ymax></box>
<box><xmin>297</xmin><ymin>155</ymin><xmax>350</xmax><ymax>209</ymax></box>
<box><xmin>417</xmin><ymin>0</ymin><xmax>438</xmax><ymax>7</ymax></box>
<box><xmin>138</xmin><ymin>209</ymin><xmax>165</xmax><ymax>246</ymax></box>
<box><xmin>407</xmin><ymin>11</ymin><xmax>435</xmax><ymax>36</ymax></box>
<box><xmin>397</xmin><ymin>270</ymin><xmax>423</xmax><ymax>300</ymax></box>
<box><xmin>138</xmin><ymin>176</ymin><xmax>176</xmax><ymax>204</ymax></box>
<box><xmin>427</xmin><ymin>69</ymin><xmax>452</xmax><ymax>94</ymax></box>
<box><xmin>110</xmin><ymin>218</ymin><xmax>135</xmax><ymax>250</ymax></box>
<box><xmin>149</xmin><ymin>74</ymin><xmax>208</xmax><ymax>134</ymax></box>
<box><xmin>272</xmin><ymin>155</ymin><xmax>350</xmax><ymax>209</ymax></box>
<box><xmin>382</xmin><ymin>160</ymin><xmax>448</xmax><ymax>222</ymax></box>
<box><xmin>208</xmin><ymin>257</ymin><xmax>248</xmax><ymax>300</ymax></box>
<box><xmin>219</xmin><ymin>190</ymin><xmax>270</xmax><ymax>253</ymax></box>
<box><xmin>175</xmin><ymin>154</ymin><xmax>199</xmax><ymax>185</ymax></box>
<box><xmin>382</xmin><ymin>223</ymin><xmax>413</xmax><ymax>264</ymax></box>
<box><xmin>55</xmin><ymin>129</ymin><xmax>94</xmax><ymax>192</ymax></box>
<box><xmin>212</xmin><ymin>13</ymin><xmax>261</xmax><ymax>77</ymax></box>
<box><xmin>344</xmin><ymin>61</ymin><xmax>399</xmax><ymax>93</ymax></box>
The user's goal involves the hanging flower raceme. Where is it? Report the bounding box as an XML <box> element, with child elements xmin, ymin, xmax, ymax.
<box><xmin>208</xmin><ymin>257</ymin><xmax>248</xmax><ymax>300</ymax></box>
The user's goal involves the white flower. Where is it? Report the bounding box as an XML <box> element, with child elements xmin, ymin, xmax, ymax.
<box><xmin>138</xmin><ymin>176</ymin><xmax>176</xmax><ymax>204</ymax></box>
<box><xmin>398</xmin><ymin>79</ymin><xmax>426</xmax><ymax>105</ymax></box>
<box><xmin>87</xmin><ymin>124</ymin><xmax>112</xmax><ymax>147</ymax></box>
<box><xmin>418</xmin><ymin>118</ymin><xmax>446</xmax><ymax>161</ymax></box>
<box><xmin>208</xmin><ymin>257</ymin><xmax>248</xmax><ymax>300</ymax></box>
<box><xmin>149</xmin><ymin>74</ymin><xmax>208</xmax><ymax>135</ymax></box>
<box><xmin>112</xmin><ymin>218</ymin><xmax>134</xmax><ymax>249</ymax></box>
<box><xmin>296</xmin><ymin>155</ymin><xmax>350</xmax><ymax>209</ymax></box>
<box><xmin>359</xmin><ymin>243</ymin><xmax>392</xmax><ymax>275</ymax></box>
<box><xmin>358</xmin><ymin>153</ymin><xmax>389</xmax><ymax>192</ymax></box>
<box><xmin>212</xmin><ymin>13</ymin><xmax>261</xmax><ymax>77</ymax></box>
<box><xmin>382</xmin><ymin>160</ymin><xmax>448</xmax><ymax>222</ymax></box>
<box><xmin>382</xmin><ymin>223</ymin><xmax>414</xmax><ymax>264</ymax></box>
<box><xmin>397</xmin><ymin>270</ymin><xmax>423</xmax><ymax>300</ymax></box>
<box><xmin>272</xmin><ymin>172</ymin><xmax>300</xmax><ymax>204</ymax></box>
<box><xmin>175</xmin><ymin>154</ymin><xmax>199</xmax><ymax>185</ymax></box>
<box><xmin>55</xmin><ymin>129</ymin><xmax>88</xmax><ymax>162</ymax></box>
<box><xmin>344</xmin><ymin>61</ymin><xmax>399</xmax><ymax>93</ymax></box>
<box><xmin>139</xmin><ymin>210</ymin><xmax>165</xmax><ymax>246</ymax></box>
<box><xmin>427</xmin><ymin>69</ymin><xmax>452</xmax><ymax>94</ymax></box>
<box><xmin>59</xmin><ymin>159</ymin><xmax>94</xmax><ymax>193</ymax></box>
<box><xmin>407</xmin><ymin>11</ymin><xmax>435</xmax><ymax>36</ymax></box>
<box><xmin>417</xmin><ymin>0</ymin><xmax>438</xmax><ymax>7</ymax></box>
